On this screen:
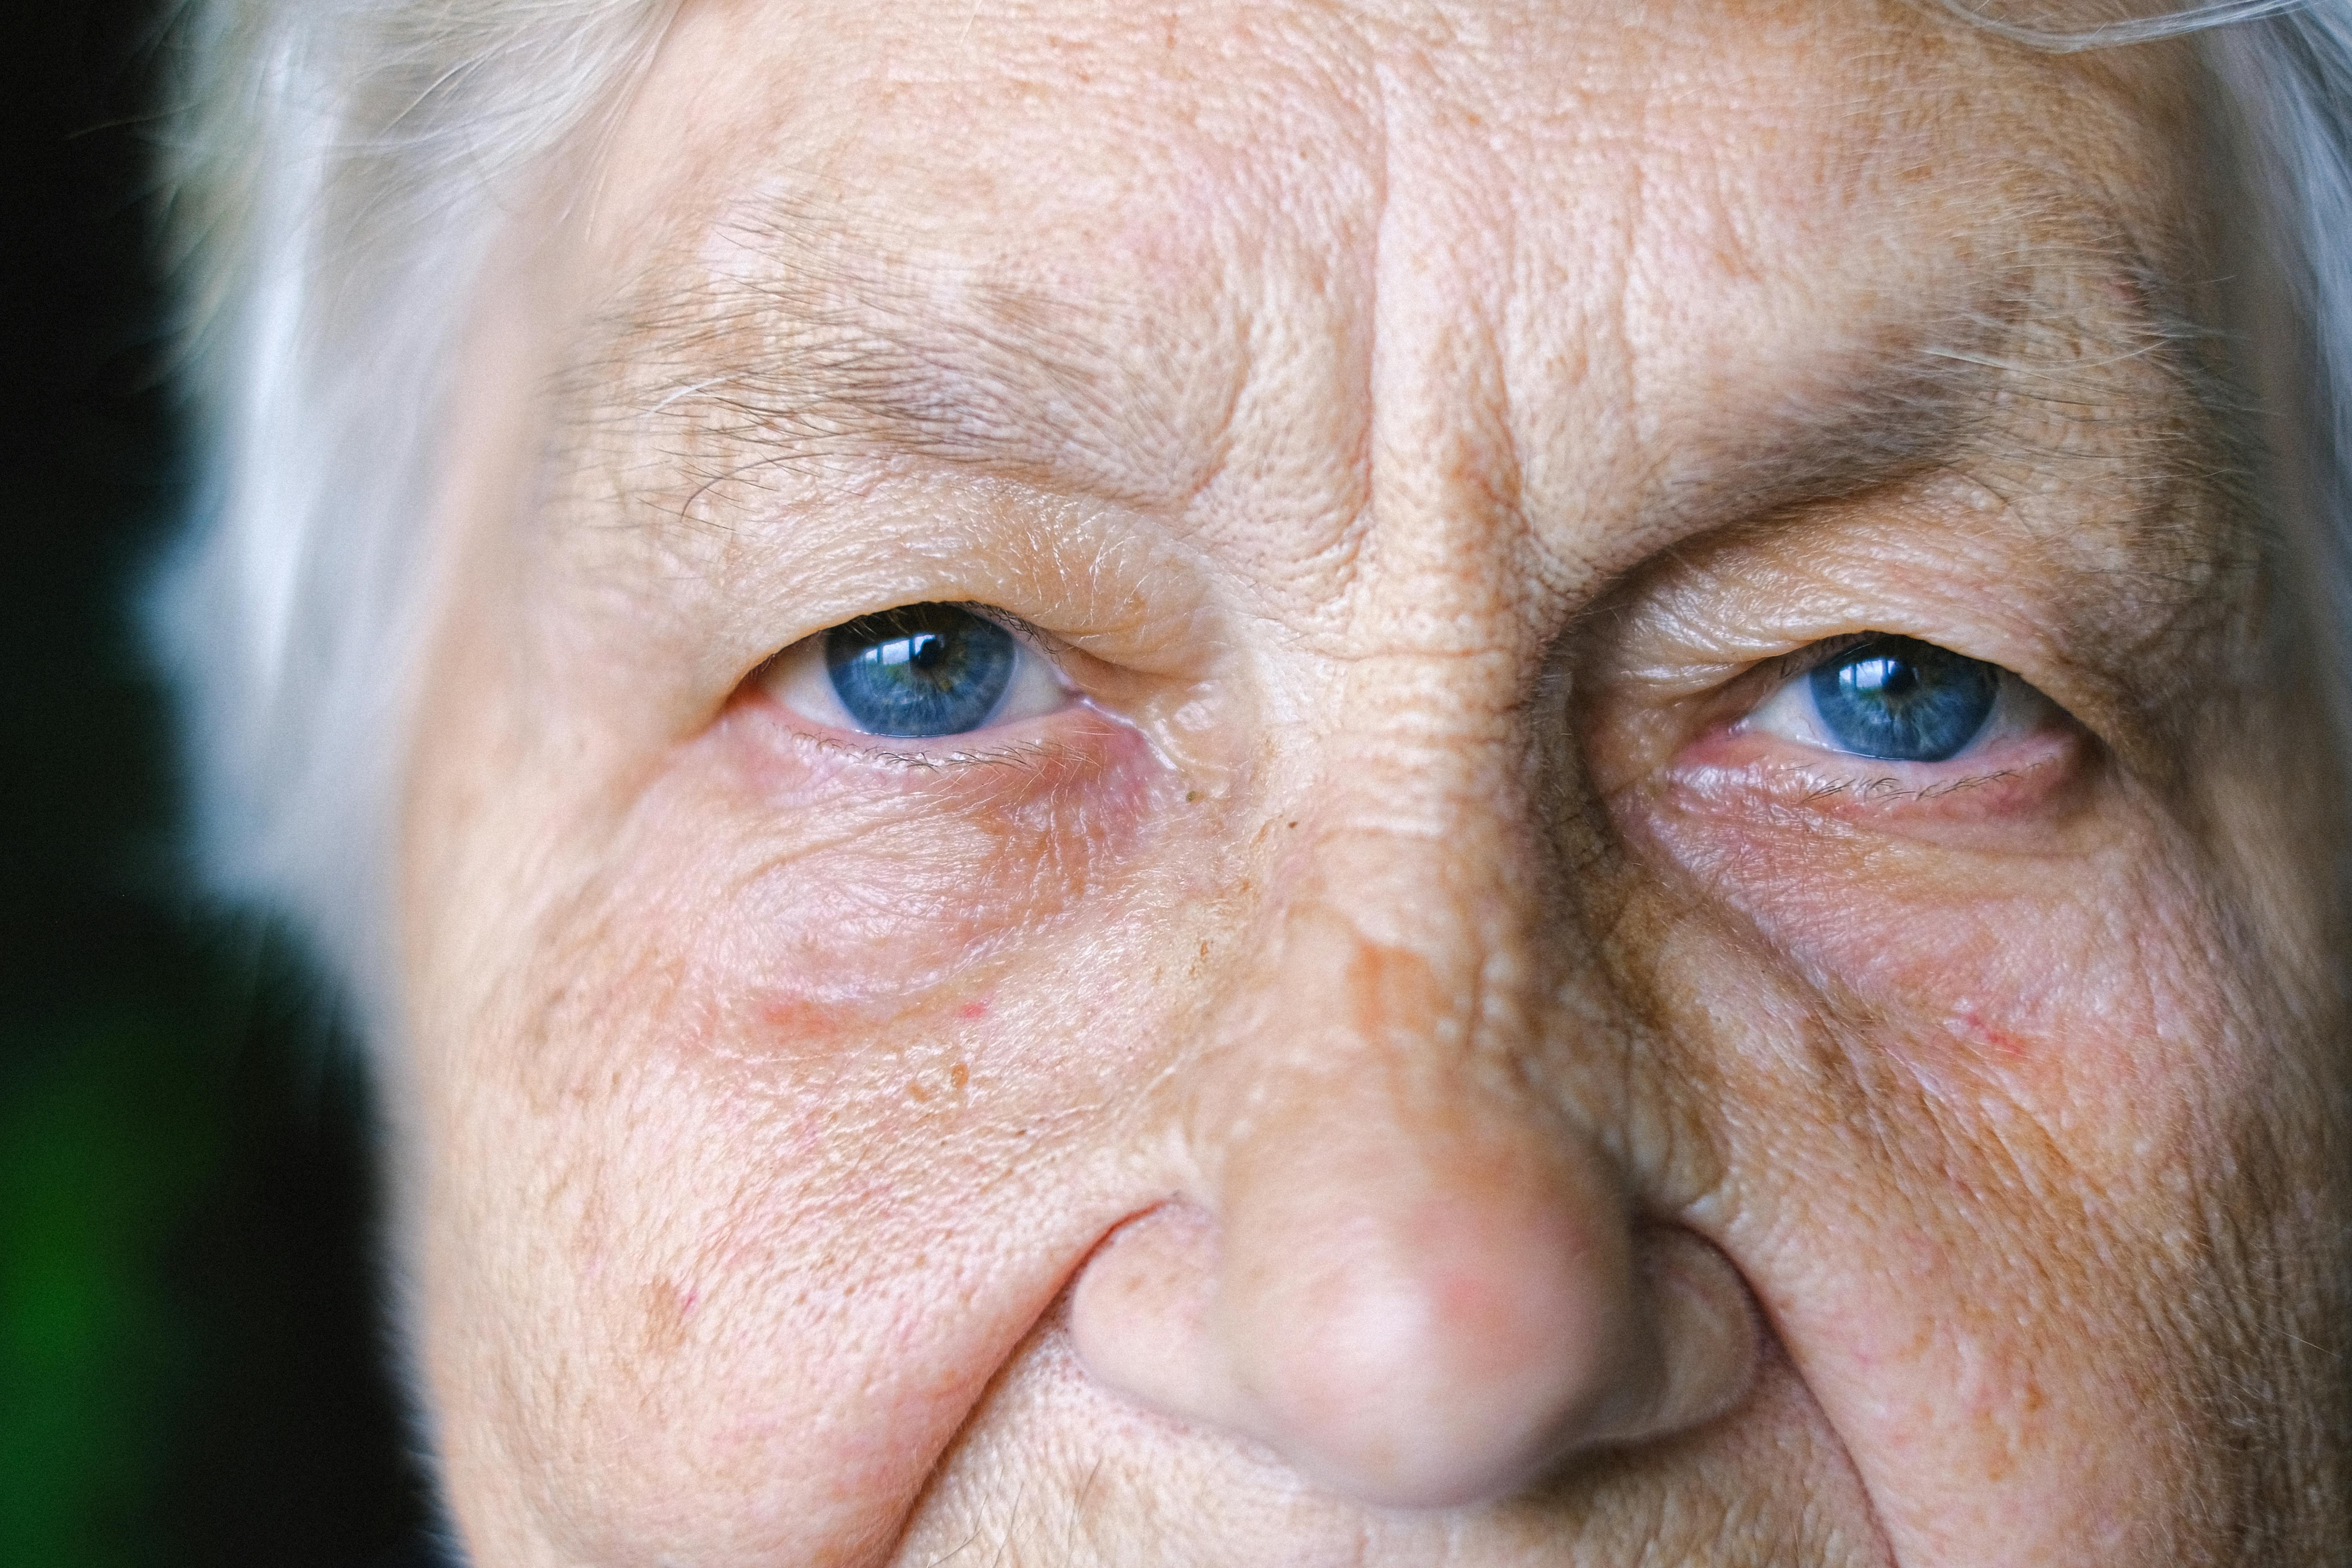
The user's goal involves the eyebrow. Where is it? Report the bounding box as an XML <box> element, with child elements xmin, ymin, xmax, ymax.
<box><xmin>1640</xmin><ymin>264</ymin><xmax>2248</xmax><ymax>546</ymax></box>
<box><xmin>573</xmin><ymin>214</ymin><xmax>2247</xmax><ymax>578</ymax></box>
<box><xmin>569</xmin><ymin>214</ymin><xmax>1193</xmax><ymax>519</ymax></box>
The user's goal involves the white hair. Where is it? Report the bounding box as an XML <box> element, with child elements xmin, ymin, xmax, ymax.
<box><xmin>153</xmin><ymin>0</ymin><xmax>676</xmax><ymax>1014</ymax></box>
<box><xmin>151</xmin><ymin>0</ymin><xmax>2352</xmax><ymax>1017</ymax></box>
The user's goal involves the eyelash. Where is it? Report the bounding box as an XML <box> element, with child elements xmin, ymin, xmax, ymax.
<box><xmin>756</xmin><ymin>601</ymin><xmax>1080</xmax><ymax>753</ymax></box>
<box><xmin>755</xmin><ymin>603</ymin><xmax>2066</xmax><ymax>819</ymax></box>
<box><xmin>1734</xmin><ymin>633</ymin><xmax>2061</xmax><ymax>774</ymax></box>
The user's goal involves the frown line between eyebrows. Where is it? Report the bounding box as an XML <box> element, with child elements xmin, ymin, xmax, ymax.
<box><xmin>559</xmin><ymin>202</ymin><xmax>2246</xmax><ymax>657</ymax></box>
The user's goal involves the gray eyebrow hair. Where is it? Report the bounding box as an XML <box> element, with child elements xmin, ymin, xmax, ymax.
<box><xmin>572</xmin><ymin>211</ymin><xmax>2248</xmax><ymax>565</ymax></box>
<box><xmin>564</xmin><ymin>211</ymin><xmax>1194</xmax><ymax>526</ymax></box>
<box><xmin>1643</xmin><ymin>254</ymin><xmax>2254</xmax><ymax>547</ymax></box>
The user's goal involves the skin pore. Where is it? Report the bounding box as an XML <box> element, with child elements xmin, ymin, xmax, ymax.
<box><xmin>396</xmin><ymin>0</ymin><xmax>2351</xmax><ymax>1562</ymax></box>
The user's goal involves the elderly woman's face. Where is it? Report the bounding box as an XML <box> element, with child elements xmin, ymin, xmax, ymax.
<box><xmin>398</xmin><ymin>0</ymin><xmax>2351</xmax><ymax>1561</ymax></box>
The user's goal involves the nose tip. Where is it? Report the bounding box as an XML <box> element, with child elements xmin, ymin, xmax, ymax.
<box><xmin>1218</xmin><ymin>1151</ymin><xmax>1650</xmax><ymax>1507</ymax></box>
<box><xmin>1071</xmin><ymin>1149</ymin><xmax>1759</xmax><ymax>1507</ymax></box>
<box><xmin>1069</xmin><ymin>893</ymin><xmax>1759</xmax><ymax>1508</ymax></box>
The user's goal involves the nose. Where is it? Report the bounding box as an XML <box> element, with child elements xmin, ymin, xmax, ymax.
<box><xmin>1069</xmin><ymin>813</ymin><xmax>1757</xmax><ymax>1509</ymax></box>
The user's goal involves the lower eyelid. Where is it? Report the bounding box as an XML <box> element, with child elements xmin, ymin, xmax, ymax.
<box><xmin>719</xmin><ymin>692</ymin><xmax>1160</xmax><ymax>821</ymax></box>
<box><xmin>1660</xmin><ymin>722</ymin><xmax>2087</xmax><ymax>837</ymax></box>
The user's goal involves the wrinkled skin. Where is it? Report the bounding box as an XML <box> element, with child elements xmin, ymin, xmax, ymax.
<box><xmin>398</xmin><ymin>0</ymin><xmax>2352</xmax><ymax>1562</ymax></box>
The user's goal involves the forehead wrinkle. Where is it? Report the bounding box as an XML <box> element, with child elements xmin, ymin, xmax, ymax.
<box><xmin>567</xmin><ymin>204</ymin><xmax>1205</xmax><ymax>527</ymax></box>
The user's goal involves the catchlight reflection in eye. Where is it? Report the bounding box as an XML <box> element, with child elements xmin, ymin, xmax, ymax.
<box><xmin>1809</xmin><ymin>638</ymin><xmax>1996</xmax><ymax>762</ymax></box>
<box><xmin>1746</xmin><ymin>635</ymin><xmax>2011</xmax><ymax>764</ymax></box>
<box><xmin>762</xmin><ymin>602</ymin><xmax>1073</xmax><ymax>740</ymax></box>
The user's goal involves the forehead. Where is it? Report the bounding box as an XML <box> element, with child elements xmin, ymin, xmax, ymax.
<box><xmin>599</xmin><ymin>0</ymin><xmax>2202</xmax><ymax>250</ymax></box>
<box><xmin>567</xmin><ymin>0</ymin><xmax>2221</xmax><ymax>631</ymax></box>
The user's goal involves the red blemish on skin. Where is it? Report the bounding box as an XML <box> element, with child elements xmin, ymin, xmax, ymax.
<box><xmin>1949</xmin><ymin>1008</ymin><xmax>2031</xmax><ymax>1060</ymax></box>
<box><xmin>958</xmin><ymin>999</ymin><xmax>989</xmax><ymax>1020</ymax></box>
<box><xmin>760</xmin><ymin>995</ymin><xmax>845</xmax><ymax>1042</ymax></box>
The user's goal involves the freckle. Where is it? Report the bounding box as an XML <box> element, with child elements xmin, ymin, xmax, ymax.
<box><xmin>1287</xmin><ymin>820</ymin><xmax>1298</xmax><ymax>829</ymax></box>
<box><xmin>1347</xmin><ymin>940</ymin><xmax>1442</xmax><ymax>1043</ymax></box>
<box><xmin>642</xmin><ymin>1278</ymin><xmax>692</xmax><ymax>1356</ymax></box>
<box><xmin>950</xmin><ymin>1062</ymin><xmax>969</xmax><ymax>1091</ymax></box>
<box><xmin>762</xmin><ymin>996</ymin><xmax>841</xmax><ymax>1041</ymax></box>
<box><xmin>1186</xmin><ymin>789</ymin><xmax>1201</xmax><ymax>803</ymax></box>
<box><xmin>909</xmin><ymin>1080</ymin><xmax>931</xmax><ymax>1103</ymax></box>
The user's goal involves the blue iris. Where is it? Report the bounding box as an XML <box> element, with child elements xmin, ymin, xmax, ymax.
<box><xmin>825</xmin><ymin>604</ymin><xmax>1017</xmax><ymax>738</ymax></box>
<box><xmin>1807</xmin><ymin>637</ymin><xmax>1998</xmax><ymax>762</ymax></box>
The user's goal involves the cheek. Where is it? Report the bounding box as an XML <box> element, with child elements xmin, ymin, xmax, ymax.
<box><xmin>694</xmin><ymin>704</ymin><xmax>1169</xmax><ymax>1009</ymax></box>
<box><xmin>1604</xmin><ymin>777</ymin><xmax>2339</xmax><ymax>1557</ymax></box>
<box><xmin>1630</xmin><ymin>772</ymin><xmax>2251</xmax><ymax>1133</ymax></box>
<box><xmin>411</xmin><ymin>701</ymin><xmax>1192</xmax><ymax>1562</ymax></box>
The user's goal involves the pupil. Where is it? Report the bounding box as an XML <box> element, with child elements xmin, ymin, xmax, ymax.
<box><xmin>1807</xmin><ymin>637</ymin><xmax>1997</xmax><ymax>763</ymax></box>
<box><xmin>824</xmin><ymin>604</ymin><xmax>1017</xmax><ymax>739</ymax></box>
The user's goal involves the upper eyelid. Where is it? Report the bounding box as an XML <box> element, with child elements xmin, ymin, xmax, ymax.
<box><xmin>1752</xmin><ymin>631</ymin><xmax>1897</xmax><ymax>686</ymax></box>
<box><xmin>955</xmin><ymin>603</ymin><xmax>1073</xmax><ymax>667</ymax></box>
<box><xmin>1615</xmin><ymin>630</ymin><xmax>1971</xmax><ymax>707</ymax></box>
<box><xmin>836</xmin><ymin>600</ymin><xmax>1080</xmax><ymax>683</ymax></box>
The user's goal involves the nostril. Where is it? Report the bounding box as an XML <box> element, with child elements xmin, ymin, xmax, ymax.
<box><xmin>1596</xmin><ymin>1224</ymin><xmax>1762</xmax><ymax>1448</ymax></box>
<box><xmin>1069</xmin><ymin>1203</ymin><xmax>1231</xmax><ymax>1425</ymax></box>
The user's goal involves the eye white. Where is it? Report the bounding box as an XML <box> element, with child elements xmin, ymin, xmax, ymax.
<box><xmin>1740</xmin><ymin>641</ymin><xmax>2043</xmax><ymax>764</ymax></box>
<box><xmin>759</xmin><ymin>609</ymin><xmax>1073</xmax><ymax>738</ymax></box>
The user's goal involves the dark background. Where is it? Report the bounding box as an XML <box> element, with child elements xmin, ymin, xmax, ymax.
<box><xmin>4</xmin><ymin>2</ymin><xmax>431</xmax><ymax>1561</ymax></box>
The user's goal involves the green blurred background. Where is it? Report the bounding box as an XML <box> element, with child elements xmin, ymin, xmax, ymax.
<box><xmin>5</xmin><ymin>2</ymin><xmax>431</xmax><ymax>1561</ymax></box>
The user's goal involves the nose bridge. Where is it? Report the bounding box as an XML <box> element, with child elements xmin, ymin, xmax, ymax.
<box><xmin>1211</xmin><ymin>823</ymin><xmax>1528</xmax><ymax>1155</ymax></box>
<box><xmin>1204</xmin><ymin>669</ymin><xmax>1553</xmax><ymax>1149</ymax></box>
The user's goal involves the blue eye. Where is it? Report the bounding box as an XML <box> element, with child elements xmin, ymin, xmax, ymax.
<box><xmin>1806</xmin><ymin>637</ymin><xmax>1998</xmax><ymax>763</ymax></box>
<box><xmin>824</xmin><ymin>604</ymin><xmax>1017</xmax><ymax>738</ymax></box>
